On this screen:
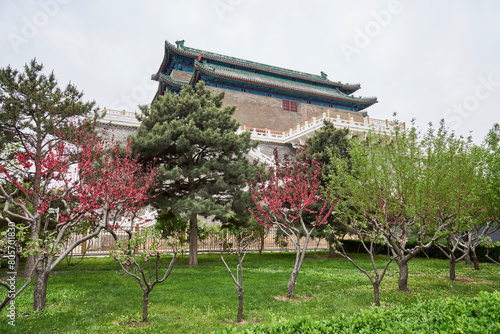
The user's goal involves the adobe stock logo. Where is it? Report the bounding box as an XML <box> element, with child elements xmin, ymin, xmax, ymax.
<box><xmin>339</xmin><ymin>0</ymin><xmax>403</xmax><ymax>63</ymax></box>
<box><xmin>444</xmin><ymin>75</ymin><xmax>499</xmax><ymax>131</ymax></box>
<box><xmin>7</xmin><ymin>0</ymin><xmax>71</xmax><ymax>53</ymax></box>
<box><xmin>212</xmin><ymin>0</ymin><xmax>243</xmax><ymax>21</ymax></box>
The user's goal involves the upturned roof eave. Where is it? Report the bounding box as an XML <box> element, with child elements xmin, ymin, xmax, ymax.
<box><xmin>164</xmin><ymin>40</ymin><xmax>361</xmax><ymax>91</ymax></box>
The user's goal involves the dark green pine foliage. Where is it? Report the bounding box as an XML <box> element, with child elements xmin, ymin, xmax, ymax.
<box><xmin>0</xmin><ymin>59</ymin><xmax>98</xmax><ymax>154</ymax></box>
<box><xmin>130</xmin><ymin>81</ymin><xmax>257</xmax><ymax>266</ymax></box>
<box><xmin>298</xmin><ymin>120</ymin><xmax>350</xmax><ymax>165</ymax></box>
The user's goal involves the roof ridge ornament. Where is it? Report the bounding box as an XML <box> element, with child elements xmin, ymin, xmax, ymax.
<box><xmin>320</xmin><ymin>71</ymin><xmax>328</xmax><ymax>80</ymax></box>
<box><xmin>175</xmin><ymin>40</ymin><xmax>185</xmax><ymax>49</ymax></box>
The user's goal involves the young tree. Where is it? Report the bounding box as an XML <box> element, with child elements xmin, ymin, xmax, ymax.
<box><xmin>329</xmin><ymin>154</ymin><xmax>394</xmax><ymax>306</ymax></box>
<box><xmin>328</xmin><ymin>121</ymin><xmax>483</xmax><ymax>291</ymax></box>
<box><xmin>112</xmin><ymin>227</ymin><xmax>178</xmax><ymax>323</ymax></box>
<box><xmin>219</xmin><ymin>223</ymin><xmax>259</xmax><ymax>323</ymax></box>
<box><xmin>0</xmin><ymin>59</ymin><xmax>98</xmax><ymax>277</ymax></box>
<box><xmin>248</xmin><ymin>151</ymin><xmax>335</xmax><ymax>298</ymax></box>
<box><xmin>131</xmin><ymin>81</ymin><xmax>256</xmax><ymax>266</ymax></box>
<box><xmin>0</xmin><ymin>128</ymin><xmax>157</xmax><ymax>311</ymax></box>
<box><xmin>331</xmin><ymin>230</ymin><xmax>393</xmax><ymax>306</ymax></box>
<box><xmin>419</xmin><ymin>128</ymin><xmax>485</xmax><ymax>280</ymax></box>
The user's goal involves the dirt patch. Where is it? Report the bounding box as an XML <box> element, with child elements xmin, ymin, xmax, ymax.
<box><xmin>274</xmin><ymin>295</ymin><xmax>315</xmax><ymax>303</ymax></box>
<box><xmin>222</xmin><ymin>319</ymin><xmax>249</xmax><ymax>326</ymax></box>
<box><xmin>436</xmin><ymin>275</ymin><xmax>493</xmax><ymax>284</ymax></box>
<box><xmin>124</xmin><ymin>321</ymin><xmax>150</xmax><ymax>328</ymax></box>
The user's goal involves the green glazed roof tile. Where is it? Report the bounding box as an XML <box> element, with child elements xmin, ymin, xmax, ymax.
<box><xmin>164</xmin><ymin>40</ymin><xmax>360</xmax><ymax>92</ymax></box>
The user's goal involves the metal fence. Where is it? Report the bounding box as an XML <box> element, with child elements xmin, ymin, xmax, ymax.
<box><xmin>64</xmin><ymin>227</ymin><xmax>330</xmax><ymax>256</ymax></box>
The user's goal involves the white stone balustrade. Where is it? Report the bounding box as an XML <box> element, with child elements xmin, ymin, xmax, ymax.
<box><xmin>99</xmin><ymin>108</ymin><xmax>402</xmax><ymax>147</ymax></box>
<box><xmin>98</xmin><ymin>107</ymin><xmax>141</xmax><ymax>127</ymax></box>
<box><xmin>241</xmin><ymin>112</ymin><xmax>403</xmax><ymax>146</ymax></box>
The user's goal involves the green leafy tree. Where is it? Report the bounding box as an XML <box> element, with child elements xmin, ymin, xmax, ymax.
<box><xmin>328</xmin><ymin>120</ymin><xmax>484</xmax><ymax>291</ymax></box>
<box><xmin>429</xmin><ymin>133</ymin><xmax>485</xmax><ymax>280</ymax></box>
<box><xmin>481</xmin><ymin>123</ymin><xmax>500</xmax><ymax>266</ymax></box>
<box><xmin>131</xmin><ymin>82</ymin><xmax>256</xmax><ymax>266</ymax></box>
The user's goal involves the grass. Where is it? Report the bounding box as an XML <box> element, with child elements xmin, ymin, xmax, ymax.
<box><xmin>1</xmin><ymin>251</ymin><xmax>499</xmax><ymax>333</ymax></box>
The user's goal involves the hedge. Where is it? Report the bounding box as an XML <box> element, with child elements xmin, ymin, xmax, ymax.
<box><xmin>217</xmin><ymin>291</ymin><xmax>500</xmax><ymax>333</ymax></box>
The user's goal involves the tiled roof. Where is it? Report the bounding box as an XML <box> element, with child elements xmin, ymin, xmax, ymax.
<box><xmin>164</xmin><ymin>40</ymin><xmax>361</xmax><ymax>93</ymax></box>
<box><xmin>158</xmin><ymin>73</ymin><xmax>188</xmax><ymax>88</ymax></box>
<box><xmin>194</xmin><ymin>62</ymin><xmax>376</xmax><ymax>105</ymax></box>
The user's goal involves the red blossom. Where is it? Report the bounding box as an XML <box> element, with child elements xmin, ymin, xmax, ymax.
<box><xmin>0</xmin><ymin>125</ymin><xmax>158</xmax><ymax>233</ymax></box>
<box><xmin>247</xmin><ymin>150</ymin><xmax>335</xmax><ymax>229</ymax></box>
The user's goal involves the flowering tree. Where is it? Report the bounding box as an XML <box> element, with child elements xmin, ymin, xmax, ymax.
<box><xmin>247</xmin><ymin>150</ymin><xmax>335</xmax><ymax>298</ymax></box>
<box><xmin>0</xmin><ymin>59</ymin><xmax>98</xmax><ymax>278</ymax></box>
<box><xmin>0</xmin><ymin>128</ymin><xmax>157</xmax><ymax>311</ymax></box>
<box><xmin>112</xmin><ymin>227</ymin><xmax>178</xmax><ymax>323</ymax></box>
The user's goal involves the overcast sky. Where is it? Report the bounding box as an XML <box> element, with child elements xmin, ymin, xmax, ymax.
<box><xmin>1</xmin><ymin>0</ymin><xmax>499</xmax><ymax>143</ymax></box>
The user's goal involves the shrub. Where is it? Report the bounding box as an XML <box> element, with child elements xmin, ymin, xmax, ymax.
<box><xmin>216</xmin><ymin>291</ymin><xmax>500</xmax><ymax>333</ymax></box>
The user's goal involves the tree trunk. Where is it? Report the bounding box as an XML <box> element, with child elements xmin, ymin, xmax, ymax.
<box><xmin>396</xmin><ymin>260</ymin><xmax>409</xmax><ymax>291</ymax></box>
<box><xmin>14</xmin><ymin>254</ymin><xmax>19</xmax><ymax>274</ymax></box>
<box><xmin>259</xmin><ymin>235</ymin><xmax>265</xmax><ymax>255</ymax></box>
<box><xmin>189</xmin><ymin>213</ymin><xmax>198</xmax><ymax>266</ymax></box>
<box><xmin>33</xmin><ymin>261</ymin><xmax>49</xmax><ymax>312</ymax></box>
<box><xmin>449</xmin><ymin>257</ymin><xmax>456</xmax><ymax>281</ymax></box>
<box><xmin>142</xmin><ymin>291</ymin><xmax>149</xmax><ymax>322</ymax></box>
<box><xmin>287</xmin><ymin>268</ymin><xmax>299</xmax><ymax>298</ymax></box>
<box><xmin>373</xmin><ymin>282</ymin><xmax>381</xmax><ymax>307</ymax></box>
<box><xmin>328</xmin><ymin>242</ymin><xmax>336</xmax><ymax>258</ymax></box>
<box><xmin>24</xmin><ymin>254</ymin><xmax>35</xmax><ymax>277</ymax></box>
<box><xmin>237</xmin><ymin>287</ymin><xmax>244</xmax><ymax>323</ymax></box>
<box><xmin>470</xmin><ymin>248</ymin><xmax>480</xmax><ymax>270</ymax></box>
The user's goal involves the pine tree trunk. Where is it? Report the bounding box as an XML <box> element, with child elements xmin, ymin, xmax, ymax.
<box><xmin>142</xmin><ymin>291</ymin><xmax>149</xmax><ymax>322</ymax></box>
<box><xmin>33</xmin><ymin>262</ymin><xmax>49</xmax><ymax>312</ymax></box>
<box><xmin>189</xmin><ymin>213</ymin><xmax>198</xmax><ymax>266</ymax></box>
<box><xmin>396</xmin><ymin>260</ymin><xmax>409</xmax><ymax>291</ymax></box>
<box><xmin>373</xmin><ymin>282</ymin><xmax>381</xmax><ymax>307</ymax></box>
<box><xmin>470</xmin><ymin>248</ymin><xmax>480</xmax><ymax>270</ymax></box>
<box><xmin>237</xmin><ymin>287</ymin><xmax>244</xmax><ymax>323</ymax></box>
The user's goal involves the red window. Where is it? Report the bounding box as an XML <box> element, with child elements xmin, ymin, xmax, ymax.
<box><xmin>282</xmin><ymin>99</ymin><xmax>298</xmax><ymax>112</ymax></box>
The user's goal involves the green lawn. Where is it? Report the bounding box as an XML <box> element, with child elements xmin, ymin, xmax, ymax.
<box><xmin>1</xmin><ymin>252</ymin><xmax>499</xmax><ymax>333</ymax></box>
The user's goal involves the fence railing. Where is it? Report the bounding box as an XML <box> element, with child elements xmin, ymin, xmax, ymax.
<box><xmin>64</xmin><ymin>227</ymin><xmax>330</xmax><ymax>256</ymax></box>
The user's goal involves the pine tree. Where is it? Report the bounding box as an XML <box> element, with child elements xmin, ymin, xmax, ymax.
<box><xmin>130</xmin><ymin>81</ymin><xmax>256</xmax><ymax>266</ymax></box>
